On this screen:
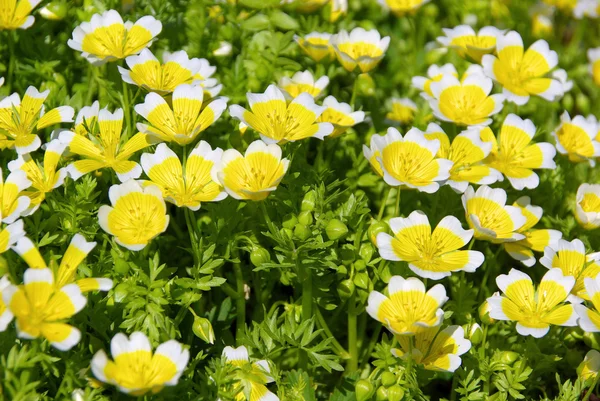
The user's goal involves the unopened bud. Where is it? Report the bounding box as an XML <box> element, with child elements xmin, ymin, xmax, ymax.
<box><xmin>192</xmin><ymin>316</ymin><xmax>215</xmax><ymax>344</ymax></box>
<box><xmin>250</xmin><ymin>247</ymin><xmax>270</xmax><ymax>267</ymax></box>
<box><xmin>326</xmin><ymin>219</ymin><xmax>348</xmax><ymax>240</ymax></box>
<box><xmin>301</xmin><ymin>190</ymin><xmax>317</xmax><ymax>212</ymax></box>
<box><xmin>380</xmin><ymin>371</ymin><xmax>396</xmax><ymax>387</ymax></box>
<box><xmin>468</xmin><ymin>323</ymin><xmax>483</xmax><ymax>345</ymax></box>
<box><xmin>368</xmin><ymin>221</ymin><xmax>388</xmax><ymax>246</ymax></box>
<box><xmin>355</xmin><ymin>379</ymin><xmax>375</xmax><ymax>401</ymax></box>
<box><xmin>337</xmin><ymin>279</ymin><xmax>355</xmax><ymax>300</ymax></box>
<box><xmin>387</xmin><ymin>385</ymin><xmax>404</xmax><ymax>401</ymax></box>
<box><xmin>298</xmin><ymin>211</ymin><xmax>313</xmax><ymax>226</ymax></box>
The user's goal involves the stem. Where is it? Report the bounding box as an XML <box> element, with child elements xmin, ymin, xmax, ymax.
<box><xmin>233</xmin><ymin>251</ymin><xmax>246</xmax><ymax>344</ymax></box>
<box><xmin>259</xmin><ymin>200</ymin><xmax>277</xmax><ymax>236</ymax></box>
<box><xmin>347</xmin><ymin>292</ymin><xmax>358</xmax><ymax>372</ymax></box>
<box><xmin>122</xmin><ymin>79</ymin><xmax>132</xmax><ymax>139</ymax></box>
<box><xmin>583</xmin><ymin>374</ymin><xmax>600</xmax><ymax>401</ymax></box>
<box><xmin>184</xmin><ymin>208</ymin><xmax>199</xmax><ymax>267</ymax></box>
<box><xmin>302</xmin><ymin>265</ymin><xmax>313</xmax><ymax>319</ymax></box>
<box><xmin>359</xmin><ymin>325</ymin><xmax>382</xmax><ymax>370</ymax></box>
<box><xmin>315</xmin><ymin>308</ymin><xmax>349</xmax><ymax>358</ymax></box>
<box><xmin>350</xmin><ymin>73</ymin><xmax>360</xmax><ymax>107</ymax></box>
<box><xmin>405</xmin><ymin>336</ymin><xmax>414</xmax><ymax>377</ymax></box>
<box><xmin>377</xmin><ymin>186</ymin><xmax>392</xmax><ymax>220</ymax></box>
<box><xmin>394</xmin><ymin>187</ymin><xmax>401</xmax><ymax>217</ymax></box>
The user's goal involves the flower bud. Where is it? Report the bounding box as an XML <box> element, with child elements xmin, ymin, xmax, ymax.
<box><xmin>280</xmin><ymin>227</ymin><xmax>293</xmax><ymax>239</ymax></box>
<box><xmin>368</xmin><ymin>221</ymin><xmax>388</xmax><ymax>246</ymax></box>
<box><xmin>282</xmin><ymin>213</ymin><xmax>298</xmax><ymax>229</ymax></box>
<box><xmin>113</xmin><ymin>282</ymin><xmax>129</xmax><ymax>303</ymax></box>
<box><xmin>467</xmin><ymin>323</ymin><xmax>483</xmax><ymax>345</ymax></box>
<box><xmin>294</xmin><ymin>223</ymin><xmax>311</xmax><ymax>241</ymax></box>
<box><xmin>478</xmin><ymin>300</ymin><xmax>495</xmax><ymax>324</ymax></box>
<box><xmin>380</xmin><ymin>371</ymin><xmax>396</xmax><ymax>387</ymax></box>
<box><xmin>359</xmin><ymin>243</ymin><xmax>375</xmax><ymax>262</ymax></box>
<box><xmin>298</xmin><ymin>211</ymin><xmax>314</xmax><ymax>226</ymax></box>
<box><xmin>327</xmin><ymin>219</ymin><xmax>348</xmax><ymax>240</ymax></box>
<box><xmin>250</xmin><ymin>247</ymin><xmax>271</xmax><ymax>267</ymax></box>
<box><xmin>376</xmin><ymin>385</ymin><xmax>389</xmax><ymax>401</ymax></box>
<box><xmin>576</xmin><ymin>92</ymin><xmax>590</xmax><ymax>115</ymax></box>
<box><xmin>301</xmin><ymin>190</ymin><xmax>317</xmax><ymax>212</ymax></box>
<box><xmin>192</xmin><ymin>316</ymin><xmax>215</xmax><ymax>344</ymax></box>
<box><xmin>561</xmin><ymin>93</ymin><xmax>574</xmax><ymax>112</ymax></box>
<box><xmin>387</xmin><ymin>385</ymin><xmax>404</xmax><ymax>401</ymax></box>
<box><xmin>499</xmin><ymin>351</ymin><xmax>519</xmax><ymax>365</ymax></box>
<box><xmin>355</xmin><ymin>379</ymin><xmax>375</xmax><ymax>401</ymax></box>
<box><xmin>337</xmin><ymin>279</ymin><xmax>355</xmax><ymax>300</ymax></box>
<box><xmin>354</xmin><ymin>259</ymin><xmax>367</xmax><ymax>272</ymax></box>
<box><xmin>353</xmin><ymin>272</ymin><xmax>370</xmax><ymax>290</ymax></box>
<box><xmin>40</xmin><ymin>1</ymin><xmax>68</xmax><ymax>20</ymax></box>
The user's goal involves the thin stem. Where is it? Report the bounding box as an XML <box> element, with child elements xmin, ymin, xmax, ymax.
<box><xmin>184</xmin><ymin>208</ymin><xmax>199</xmax><ymax>267</ymax></box>
<box><xmin>405</xmin><ymin>336</ymin><xmax>414</xmax><ymax>377</ymax></box>
<box><xmin>359</xmin><ymin>325</ymin><xmax>381</xmax><ymax>370</ymax></box>
<box><xmin>347</xmin><ymin>292</ymin><xmax>358</xmax><ymax>372</ymax></box>
<box><xmin>377</xmin><ymin>187</ymin><xmax>392</xmax><ymax>220</ymax></box>
<box><xmin>233</xmin><ymin>250</ymin><xmax>246</xmax><ymax>344</ymax></box>
<box><xmin>122</xmin><ymin>79</ymin><xmax>132</xmax><ymax>139</ymax></box>
<box><xmin>259</xmin><ymin>200</ymin><xmax>277</xmax><ymax>236</ymax></box>
<box><xmin>315</xmin><ymin>307</ymin><xmax>349</xmax><ymax>358</ymax></box>
<box><xmin>221</xmin><ymin>282</ymin><xmax>240</xmax><ymax>300</ymax></box>
<box><xmin>394</xmin><ymin>187</ymin><xmax>401</xmax><ymax>217</ymax></box>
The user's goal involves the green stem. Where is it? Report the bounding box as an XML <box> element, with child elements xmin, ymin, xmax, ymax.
<box><xmin>406</xmin><ymin>336</ymin><xmax>414</xmax><ymax>377</ymax></box>
<box><xmin>315</xmin><ymin>308</ymin><xmax>349</xmax><ymax>358</ymax></box>
<box><xmin>301</xmin><ymin>265</ymin><xmax>313</xmax><ymax>319</ymax></box>
<box><xmin>122</xmin><ymin>79</ymin><xmax>132</xmax><ymax>139</ymax></box>
<box><xmin>350</xmin><ymin>73</ymin><xmax>360</xmax><ymax>107</ymax></box>
<box><xmin>359</xmin><ymin>325</ymin><xmax>381</xmax><ymax>370</ymax></box>
<box><xmin>394</xmin><ymin>187</ymin><xmax>401</xmax><ymax>217</ymax></box>
<box><xmin>184</xmin><ymin>208</ymin><xmax>199</xmax><ymax>267</ymax></box>
<box><xmin>259</xmin><ymin>200</ymin><xmax>277</xmax><ymax>236</ymax></box>
<box><xmin>583</xmin><ymin>373</ymin><xmax>600</xmax><ymax>401</ymax></box>
<box><xmin>233</xmin><ymin>251</ymin><xmax>246</xmax><ymax>344</ymax></box>
<box><xmin>347</xmin><ymin>292</ymin><xmax>358</xmax><ymax>372</ymax></box>
<box><xmin>377</xmin><ymin>186</ymin><xmax>392</xmax><ymax>220</ymax></box>
<box><xmin>221</xmin><ymin>282</ymin><xmax>240</xmax><ymax>300</ymax></box>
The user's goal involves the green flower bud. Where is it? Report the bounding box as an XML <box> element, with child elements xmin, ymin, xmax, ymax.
<box><xmin>468</xmin><ymin>323</ymin><xmax>483</xmax><ymax>345</ymax></box>
<box><xmin>114</xmin><ymin>258</ymin><xmax>130</xmax><ymax>275</ymax></box>
<box><xmin>387</xmin><ymin>385</ymin><xmax>404</xmax><ymax>401</ymax></box>
<box><xmin>294</xmin><ymin>224</ymin><xmax>311</xmax><ymax>241</ymax></box>
<box><xmin>499</xmin><ymin>351</ymin><xmax>519</xmax><ymax>365</ymax></box>
<box><xmin>298</xmin><ymin>211</ymin><xmax>314</xmax><ymax>226</ymax></box>
<box><xmin>562</xmin><ymin>93</ymin><xmax>574</xmax><ymax>112</ymax></box>
<box><xmin>354</xmin><ymin>259</ymin><xmax>367</xmax><ymax>272</ymax></box>
<box><xmin>353</xmin><ymin>272</ymin><xmax>370</xmax><ymax>290</ymax></box>
<box><xmin>301</xmin><ymin>190</ymin><xmax>317</xmax><ymax>212</ymax></box>
<box><xmin>192</xmin><ymin>316</ymin><xmax>215</xmax><ymax>344</ymax></box>
<box><xmin>380</xmin><ymin>371</ymin><xmax>396</xmax><ymax>387</ymax></box>
<box><xmin>340</xmin><ymin>246</ymin><xmax>356</xmax><ymax>265</ymax></box>
<box><xmin>336</xmin><ymin>265</ymin><xmax>348</xmax><ymax>275</ymax></box>
<box><xmin>250</xmin><ymin>247</ymin><xmax>270</xmax><ymax>267</ymax></box>
<box><xmin>282</xmin><ymin>213</ymin><xmax>298</xmax><ymax>229</ymax></box>
<box><xmin>357</xmin><ymin>73</ymin><xmax>376</xmax><ymax>97</ymax></box>
<box><xmin>280</xmin><ymin>227</ymin><xmax>293</xmax><ymax>239</ymax></box>
<box><xmin>355</xmin><ymin>379</ymin><xmax>375</xmax><ymax>401</ymax></box>
<box><xmin>337</xmin><ymin>279</ymin><xmax>355</xmax><ymax>300</ymax></box>
<box><xmin>376</xmin><ymin>385</ymin><xmax>389</xmax><ymax>401</ymax></box>
<box><xmin>359</xmin><ymin>243</ymin><xmax>375</xmax><ymax>262</ymax></box>
<box><xmin>576</xmin><ymin>92</ymin><xmax>590</xmax><ymax>115</ymax></box>
<box><xmin>327</xmin><ymin>219</ymin><xmax>348</xmax><ymax>240</ymax></box>
<box><xmin>114</xmin><ymin>283</ymin><xmax>129</xmax><ymax>303</ymax></box>
<box><xmin>40</xmin><ymin>1</ymin><xmax>68</xmax><ymax>20</ymax></box>
<box><xmin>368</xmin><ymin>221</ymin><xmax>388</xmax><ymax>246</ymax></box>
<box><xmin>478</xmin><ymin>300</ymin><xmax>495</xmax><ymax>325</ymax></box>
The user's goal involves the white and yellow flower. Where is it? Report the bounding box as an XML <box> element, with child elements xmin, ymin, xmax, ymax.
<box><xmin>363</xmin><ymin>133</ymin><xmax>387</xmax><ymax>178</ymax></box>
<box><xmin>278</xmin><ymin>70</ymin><xmax>329</xmax><ymax>99</ymax></box>
<box><xmin>437</xmin><ymin>25</ymin><xmax>503</xmax><ymax>62</ymax></box>
<box><xmin>73</xmin><ymin>101</ymin><xmax>100</xmax><ymax>137</ymax></box>
<box><xmin>318</xmin><ymin>96</ymin><xmax>365</xmax><ymax>138</ymax></box>
<box><xmin>0</xmin><ymin>275</ymin><xmax>13</xmax><ymax>331</ymax></box>
<box><xmin>135</xmin><ymin>84</ymin><xmax>227</xmax><ymax>146</ymax></box>
<box><xmin>91</xmin><ymin>332</ymin><xmax>189</xmax><ymax>395</ymax></box>
<box><xmin>428</xmin><ymin>75</ymin><xmax>504</xmax><ymax>127</ymax></box>
<box><xmin>461</xmin><ymin>185</ymin><xmax>526</xmax><ymax>243</ymax></box>
<box><xmin>377</xmin><ymin>0</ymin><xmax>431</xmax><ymax>16</ymax></box>
<box><xmin>330</xmin><ymin>28</ymin><xmax>390</xmax><ymax>73</ymax></box>
<box><xmin>67</xmin><ymin>10</ymin><xmax>162</xmax><ymax>65</ymax></box>
<box><xmin>578</xmin><ymin>350</ymin><xmax>600</xmax><ymax>383</ymax></box>
<box><xmin>552</xmin><ymin>69</ymin><xmax>573</xmax><ymax>94</ymax></box>
<box><xmin>214</xmin><ymin>140</ymin><xmax>289</xmax><ymax>201</ymax></box>
<box><xmin>221</xmin><ymin>345</ymin><xmax>279</xmax><ymax>401</ymax></box>
<box><xmin>330</xmin><ymin>0</ymin><xmax>348</xmax><ymax>22</ymax></box>
<box><xmin>375</xmin><ymin>127</ymin><xmax>453</xmax><ymax>193</ymax></box>
<box><xmin>575</xmin><ymin>0</ymin><xmax>600</xmax><ymax>18</ymax></box>
<box><xmin>376</xmin><ymin>210</ymin><xmax>484</xmax><ymax>280</ymax></box>
<box><xmin>576</xmin><ymin>184</ymin><xmax>600</xmax><ymax>230</ymax></box>
<box><xmin>367</xmin><ymin>276</ymin><xmax>447</xmax><ymax>335</ymax></box>
<box><xmin>552</xmin><ymin>112</ymin><xmax>600</xmax><ymax>165</ymax></box>
<box><xmin>588</xmin><ymin>47</ymin><xmax>600</xmax><ymax>86</ymax></box>
<box><xmin>229</xmin><ymin>85</ymin><xmax>332</xmax><ymax>143</ymax></box>
<box><xmin>540</xmin><ymin>238</ymin><xmax>600</xmax><ymax>302</ymax></box>
<box><xmin>532</xmin><ymin>14</ymin><xmax>553</xmax><ymax>37</ymax></box>
<box><xmin>141</xmin><ymin>142</ymin><xmax>227</xmax><ymax>210</ymax></box>
<box><xmin>503</xmin><ymin>196</ymin><xmax>562</xmax><ymax>267</ymax></box>
<box><xmin>391</xmin><ymin>325</ymin><xmax>471</xmax><ymax>372</ymax></box>
<box><xmin>385</xmin><ymin>98</ymin><xmax>417</xmax><ymax>125</ymax></box>
<box><xmin>0</xmin><ymin>220</ymin><xmax>25</xmax><ymax>255</ymax></box>
<box><xmin>1</xmin><ymin>168</ymin><xmax>31</xmax><ymax>224</ymax></box>
<box><xmin>480</xmin><ymin>113</ymin><xmax>556</xmax><ymax>190</ymax></box>
<box><xmin>574</xmin><ymin>276</ymin><xmax>600</xmax><ymax>333</ymax></box>
<box><xmin>482</xmin><ymin>31</ymin><xmax>563</xmax><ymax>105</ymax></box>
<box><xmin>294</xmin><ymin>32</ymin><xmax>334</xmax><ymax>62</ymax></box>
<box><xmin>98</xmin><ymin>180</ymin><xmax>169</xmax><ymax>251</ymax></box>
<box><xmin>0</xmin><ymin>0</ymin><xmax>41</xmax><ymax>30</ymax></box>
<box><xmin>412</xmin><ymin>64</ymin><xmax>458</xmax><ymax>99</ymax></box>
<box><xmin>0</xmin><ymin>87</ymin><xmax>74</xmax><ymax>154</ymax></box>
<box><xmin>487</xmin><ymin>268</ymin><xmax>577</xmax><ymax>338</ymax></box>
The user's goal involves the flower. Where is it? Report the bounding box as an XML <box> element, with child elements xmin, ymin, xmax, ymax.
<box><xmin>213</xmin><ymin>41</ymin><xmax>233</xmax><ymax>57</ymax></box>
<box><xmin>222</xmin><ymin>345</ymin><xmax>279</xmax><ymax>401</ymax></box>
<box><xmin>378</xmin><ymin>0</ymin><xmax>431</xmax><ymax>16</ymax></box>
<box><xmin>532</xmin><ymin>14</ymin><xmax>553</xmax><ymax>37</ymax></box>
<box><xmin>367</xmin><ymin>276</ymin><xmax>447</xmax><ymax>335</ymax></box>
<box><xmin>385</xmin><ymin>98</ymin><xmax>417</xmax><ymax>125</ymax></box>
<box><xmin>67</xmin><ymin>10</ymin><xmax>162</xmax><ymax>65</ymax></box>
<box><xmin>98</xmin><ymin>180</ymin><xmax>168</xmax><ymax>251</ymax></box>
<box><xmin>1</xmin><ymin>168</ymin><xmax>31</xmax><ymax>224</ymax></box>
<box><xmin>436</xmin><ymin>25</ymin><xmax>503</xmax><ymax>62</ymax></box>
<box><xmin>0</xmin><ymin>220</ymin><xmax>25</xmax><ymax>255</ymax></box>
<box><xmin>479</xmin><ymin>114</ymin><xmax>556</xmax><ymax>190</ymax></box>
<box><xmin>91</xmin><ymin>332</ymin><xmax>189</xmax><ymax>395</ymax></box>
<box><xmin>575</xmin><ymin>0</ymin><xmax>600</xmax><ymax>18</ymax></box>
<box><xmin>141</xmin><ymin>142</ymin><xmax>227</xmax><ymax>210</ymax></box>
<box><xmin>330</xmin><ymin>0</ymin><xmax>347</xmax><ymax>22</ymax></box>
<box><xmin>461</xmin><ymin>185</ymin><xmax>526</xmax><ymax>243</ymax></box>
<box><xmin>0</xmin><ymin>0</ymin><xmax>41</xmax><ymax>30</ymax></box>
<box><xmin>423</xmin><ymin>126</ymin><xmax>502</xmax><ymax>193</ymax></box>
<box><xmin>330</xmin><ymin>28</ymin><xmax>390</xmax><ymax>73</ymax></box>
<box><xmin>229</xmin><ymin>85</ymin><xmax>333</xmax><ymax>143</ymax></box>
<box><xmin>73</xmin><ymin>101</ymin><xmax>100</xmax><ymax>137</ymax></box>
<box><xmin>214</xmin><ymin>140</ymin><xmax>289</xmax><ymax>201</ymax></box>
<box><xmin>0</xmin><ymin>87</ymin><xmax>74</xmax><ymax>154</ymax></box>
<box><xmin>575</xmin><ymin>276</ymin><xmax>600</xmax><ymax>333</ymax></box>
<box><xmin>576</xmin><ymin>184</ymin><xmax>600</xmax><ymax>230</ymax></box>
<box><xmin>375</xmin><ymin>127</ymin><xmax>453</xmax><ymax>193</ymax></box>
<box><xmin>317</xmin><ymin>96</ymin><xmax>365</xmax><ymax>137</ymax></box>
<box><xmin>503</xmin><ymin>197</ymin><xmax>562</xmax><ymax>267</ymax></box>
<box><xmin>487</xmin><ymin>268</ymin><xmax>576</xmax><ymax>337</ymax></box>
<box><xmin>1</xmin><ymin>268</ymin><xmax>87</xmax><ymax>350</ymax></box>
<box><xmin>428</xmin><ymin>75</ymin><xmax>504</xmax><ymax>126</ymax></box>
<box><xmin>376</xmin><ymin>210</ymin><xmax>484</xmax><ymax>280</ymax></box>
<box><xmin>578</xmin><ymin>350</ymin><xmax>600</xmax><ymax>382</ymax></box>
<box><xmin>278</xmin><ymin>71</ymin><xmax>329</xmax><ymax>99</ymax></box>
<box><xmin>552</xmin><ymin>112</ymin><xmax>600</xmax><ymax>166</ymax></box>
<box><xmin>294</xmin><ymin>32</ymin><xmax>334</xmax><ymax>62</ymax></box>
<box><xmin>119</xmin><ymin>49</ymin><xmax>217</xmax><ymax>96</ymax></box>
<box><xmin>391</xmin><ymin>325</ymin><xmax>471</xmax><ymax>372</ymax></box>
<box><xmin>7</xmin><ymin>140</ymin><xmax>67</xmax><ymax>208</ymax></box>
<box><xmin>0</xmin><ymin>275</ymin><xmax>13</xmax><ymax>330</ymax></box>
<box><xmin>540</xmin><ymin>238</ymin><xmax>600</xmax><ymax>302</ymax></box>
<box><xmin>482</xmin><ymin>31</ymin><xmax>562</xmax><ymax>105</ymax></box>
<box><xmin>552</xmin><ymin>69</ymin><xmax>573</xmax><ymax>95</ymax></box>
<box><xmin>412</xmin><ymin>63</ymin><xmax>458</xmax><ymax>99</ymax></box>
<box><xmin>363</xmin><ymin>133</ymin><xmax>386</xmax><ymax>177</ymax></box>
<box><xmin>588</xmin><ymin>47</ymin><xmax>600</xmax><ymax>86</ymax></box>
<box><xmin>59</xmin><ymin>108</ymin><xmax>156</xmax><ymax>182</ymax></box>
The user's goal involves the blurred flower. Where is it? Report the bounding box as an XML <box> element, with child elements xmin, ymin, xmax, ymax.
<box><xmin>532</xmin><ymin>14</ymin><xmax>553</xmax><ymax>37</ymax></box>
<box><xmin>8</xmin><ymin>140</ymin><xmax>67</xmax><ymax>209</ymax></box>
<box><xmin>385</xmin><ymin>98</ymin><xmax>417</xmax><ymax>125</ymax></box>
<box><xmin>377</xmin><ymin>0</ymin><xmax>431</xmax><ymax>16</ymax></box>
<box><xmin>412</xmin><ymin>63</ymin><xmax>458</xmax><ymax>99</ymax></box>
<box><xmin>428</xmin><ymin>75</ymin><xmax>504</xmax><ymax>126</ymax></box>
<box><xmin>552</xmin><ymin>112</ymin><xmax>600</xmax><ymax>166</ymax></box>
<box><xmin>576</xmin><ymin>276</ymin><xmax>600</xmax><ymax>332</ymax></box>
<box><xmin>482</xmin><ymin>31</ymin><xmax>563</xmax><ymax>105</ymax></box>
<box><xmin>480</xmin><ymin>114</ymin><xmax>556</xmax><ymax>190</ymax></box>
<box><xmin>60</xmin><ymin>108</ymin><xmax>156</xmax><ymax>181</ymax></box>
<box><xmin>552</xmin><ymin>69</ymin><xmax>573</xmax><ymax>95</ymax></box>
<box><xmin>578</xmin><ymin>350</ymin><xmax>600</xmax><ymax>382</ymax></box>
<box><xmin>278</xmin><ymin>70</ymin><xmax>329</xmax><ymax>99</ymax></box>
<box><xmin>213</xmin><ymin>41</ymin><xmax>233</xmax><ymax>57</ymax></box>
<box><xmin>91</xmin><ymin>332</ymin><xmax>189</xmax><ymax>395</ymax></box>
<box><xmin>73</xmin><ymin>101</ymin><xmax>100</xmax><ymax>136</ymax></box>
<box><xmin>588</xmin><ymin>47</ymin><xmax>600</xmax><ymax>86</ymax></box>
<box><xmin>135</xmin><ymin>84</ymin><xmax>227</xmax><ymax>146</ymax></box>
<box><xmin>214</xmin><ymin>140</ymin><xmax>289</xmax><ymax>201</ymax></box>
<box><xmin>392</xmin><ymin>325</ymin><xmax>471</xmax><ymax>372</ymax></box>
<box><xmin>540</xmin><ymin>238</ymin><xmax>600</xmax><ymax>302</ymax></box>
<box><xmin>0</xmin><ymin>0</ymin><xmax>41</xmax><ymax>30</ymax></box>
<box><xmin>543</xmin><ymin>0</ymin><xmax>577</xmax><ymax>12</ymax></box>
<box><xmin>376</xmin><ymin>210</ymin><xmax>484</xmax><ymax>280</ymax></box>
<box><xmin>1</xmin><ymin>268</ymin><xmax>87</xmax><ymax>350</ymax></box>
<box><xmin>462</xmin><ymin>185</ymin><xmax>526</xmax><ymax>243</ymax></box>
<box><xmin>0</xmin><ymin>275</ymin><xmax>13</xmax><ymax>330</ymax></box>
<box><xmin>576</xmin><ymin>183</ymin><xmax>600</xmax><ymax>230</ymax></box>
<box><xmin>436</xmin><ymin>25</ymin><xmax>503</xmax><ymax>63</ymax></box>
<box><xmin>98</xmin><ymin>180</ymin><xmax>169</xmax><ymax>251</ymax></box>
<box><xmin>574</xmin><ymin>0</ymin><xmax>600</xmax><ymax>17</ymax></box>
<box><xmin>0</xmin><ymin>87</ymin><xmax>74</xmax><ymax>154</ymax></box>
<box><xmin>0</xmin><ymin>168</ymin><xmax>31</xmax><ymax>224</ymax></box>
<box><xmin>503</xmin><ymin>196</ymin><xmax>562</xmax><ymax>267</ymax></box>
<box><xmin>294</xmin><ymin>32</ymin><xmax>334</xmax><ymax>62</ymax></box>
<box><xmin>229</xmin><ymin>85</ymin><xmax>332</xmax><ymax>143</ymax></box>
<box><xmin>330</xmin><ymin>0</ymin><xmax>348</xmax><ymax>22</ymax></box>
<box><xmin>318</xmin><ymin>96</ymin><xmax>364</xmax><ymax>138</ymax></box>
<box><xmin>222</xmin><ymin>345</ymin><xmax>279</xmax><ymax>401</ymax></box>
<box><xmin>487</xmin><ymin>268</ymin><xmax>576</xmax><ymax>338</ymax></box>
<box><xmin>39</xmin><ymin>1</ymin><xmax>67</xmax><ymax>21</ymax></box>
<box><xmin>68</xmin><ymin>10</ymin><xmax>162</xmax><ymax>65</ymax></box>
<box><xmin>375</xmin><ymin>127</ymin><xmax>453</xmax><ymax>193</ymax></box>
<box><xmin>367</xmin><ymin>275</ymin><xmax>448</xmax><ymax>335</ymax></box>
<box><xmin>330</xmin><ymin>28</ymin><xmax>390</xmax><ymax>73</ymax></box>
<box><xmin>141</xmin><ymin>142</ymin><xmax>227</xmax><ymax>210</ymax></box>
<box><xmin>0</xmin><ymin>220</ymin><xmax>25</xmax><ymax>255</ymax></box>
<box><xmin>363</xmin><ymin>133</ymin><xmax>386</xmax><ymax>177</ymax></box>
